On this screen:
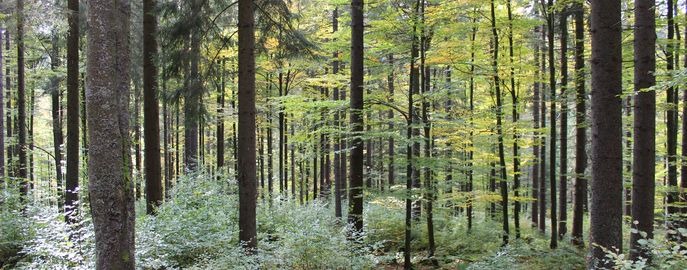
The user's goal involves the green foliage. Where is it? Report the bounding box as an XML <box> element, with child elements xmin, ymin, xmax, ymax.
<box><xmin>0</xmin><ymin>205</ymin><xmax>28</xmax><ymax>267</ymax></box>
<box><xmin>601</xmin><ymin>228</ymin><xmax>687</xmax><ymax>270</ymax></box>
<box><xmin>136</xmin><ymin>172</ymin><xmax>239</xmax><ymax>268</ymax></box>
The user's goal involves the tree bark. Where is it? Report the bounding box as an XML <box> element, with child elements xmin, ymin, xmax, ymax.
<box><xmin>0</xmin><ymin>27</ymin><xmax>4</xmax><ymax>188</ymax></box>
<box><xmin>333</xmin><ymin>6</ymin><xmax>342</xmax><ymax>218</ymax></box>
<box><xmin>50</xmin><ymin>32</ymin><xmax>64</xmax><ymax>210</ymax></box>
<box><xmin>467</xmin><ymin>14</ymin><xmax>477</xmax><ymax>232</ymax></box>
<box><xmin>238</xmin><ymin>0</ymin><xmax>257</xmax><ymax>249</ymax></box>
<box><xmin>16</xmin><ymin>0</ymin><xmax>28</xmax><ymax>200</ymax></box>
<box><xmin>507</xmin><ymin>0</ymin><xmax>521</xmax><ymax>239</ymax></box>
<box><xmin>217</xmin><ymin>61</ymin><xmax>225</xmax><ymax>170</ymax></box>
<box><xmin>87</xmin><ymin>0</ymin><xmax>135</xmax><ymax>267</ymax></box>
<box><xmin>348</xmin><ymin>0</ymin><xmax>364</xmax><ymax>234</ymax></box>
<box><xmin>143</xmin><ymin>0</ymin><xmax>163</xmax><ymax>214</ymax></box>
<box><xmin>546</xmin><ymin>0</ymin><xmax>558</xmax><ymax>249</ymax></box>
<box><xmin>490</xmin><ymin>0</ymin><xmax>510</xmax><ymax>246</ymax></box>
<box><xmin>184</xmin><ymin>1</ymin><xmax>202</xmax><ymax>172</ymax></box>
<box><xmin>666</xmin><ymin>0</ymin><xmax>680</xmax><ymax>238</ymax></box>
<box><xmin>538</xmin><ymin>22</ymin><xmax>547</xmax><ymax>233</ymax></box>
<box><xmin>558</xmin><ymin>9</ymin><xmax>568</xmax><ymax>240</ymax></box>
<box><xmin>590</xmin><ymin>0</ymin><xmax>623</xmax><ymax>267</ymax></box>
<box><xmin>630</xmin><ymin>0</ymin><xmax>656</xmax><ymax>261</ymax></box>
<box><xmin>571</xmin><ymin>3</ymin><xmax>586</xmax><ymax>247</ymax></box>
<box><xmin>532</xmin><ymin>24</ymin><xmax>541</xmax><ymax>230</ymax></box>
<box><xmin>4</xmin><ymin>30</ymin><xmax>10</xmax><ymax>182</ymax></box>
<box><xmin>65</xmin><ymin>0</ymin><xmax>80</xmax><ymax>222</ymax></box>
<box><xmin>134</xmin><ymin>83</ymin><xmax>142</xmax><ymax>199</ymax></box>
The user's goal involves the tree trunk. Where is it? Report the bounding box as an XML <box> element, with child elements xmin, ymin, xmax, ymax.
<box><xmin>86</xmin><ymin>0</ymin><xmax>135</xmax><ymax>267</ymax></box>
<box><xmin>388</xmin><ymin>55</ymin><xmax>395</xmax><ymax>188</ymax></box>
<box><xmin>217</xmin><ymin>62</ymin><xmax>225</xmax><ymax>170</ymax></box>
<box><xmin>266</xmin><ymin>74</ymin><xmax>273</xmax><ymax>201</ymax></box>
<box><xmin>134</xmin><ymin>83</ymin><xmax>142</xmax><ymax>199</ymax></box>
<box><xmin>258</xmin><ymin>123</ymin><xmax>265</xmax><ymax>201</ymax></box>
<box><xmin>143</xmin><ymin>0</ymin><xmax>163</xmax><ymax>214</ymax></box>
<box><xmin>558</xmin><ymin>9</ymin><xmax>568</xmax><ymax>240</ymax></box>
<box><xmin>571</xmin><ymin>3</ymin><xmax>586</xmax><ymax>247</ymax></box>
<box><xmin>507</xmin><ymin>0</ymin><xmax>521</xmax><ymax>239</ymax></box>
<box><xmin>0</xmin><ymin>26</ymin><xmax>4</xmax><ymax>188</ymax></box>
<box><xmin>419</xmin><ymin>0</ymin><xmax>436</xmax><ymax>260</ymax></box>
<box><xmin>490</xmin><ymin>0</ymin><xmax>509</xmax><ymax>246</ymax></box>
<box><xmin>589</xmin><ymin>0</ymin><xmax>623</xmax><ymax>267</ymax></box>
<box><xmin>4</xmin><ymin>30</ymin><xmax>10</xmax><ymax>182</ymax></box>
<box><xmin>16</xmin><ymin>0</ymin><xmax>28</xmax><ymax>201</ymax></box>
<box><xmin>185</xmin><ymin>3</ymin><xmax>201</xmax><ymax>172</ymax></box>
<box><xmin>238</xmin><ymin>0</ymin><xmax>257</xmax><ymax>249</ymax></box>
<box><xmin>348</xmin><ymin>0</ymin><xmax>364</xmax><ymax>234</ymax></box>
<box><xmin>624</xmin><ymin>95</ymin><xmax>632</xmax><ymax>217</ymax></box>
<box><xmin>546</xmin><ymin>0</ymin><xmax>558</xmax><ymax>249</ymax></box>
<box><xmin>629</xmin><ymin>0</ymin><xmax>656</xmax><ymax>261</ymax></box>
<box><xmin>65</xmin><ymin>0</ymin><xmax>80</xmax><ymax>222</ymax></box>
<box><xmin>405</xmin><ymin>3</ymin><xmax>420</xmax><ymax>267</ymax></box>
<box><xmin>333</xmin><ymin>6</ymin><xmax>342</xmax><ymax>218</ymax></box>
<box><xmin>532</xmin><ymin>24</ymin><xmax>541</xmax><ymax>230</ymax></box>
<box><xmin>467</xmin><ymin>14</ymin><xmax>477</xmax><ymax>232</ymax></box>
<box><xmin>81</xmin><ymin>73</ymin><xmax>88</xmax><ymax>170</ymax></box>
<box><xmin>50</xmin><ymin>32</ymin><xmax>64</xmax><ymax>210</ymax></box>
<box><xmin>666</xmin><ymin>0</ymin><xmax>680</xmax><ymax>239</ymax></box>
<box><xmin>538</xmin><ymin>23</ymin><xmax>547</xmax><ymax>233</ymax></box>
<box><xmin>279</xmin><ymin>72</ymin><xmax>285</xmax><ymax>194</ymax></box>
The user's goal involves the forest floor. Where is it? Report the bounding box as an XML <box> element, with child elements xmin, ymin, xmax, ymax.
<box><xmin>2</xmin><ymin>172</ymin><xmax>674</xmax><ymax>269</ymax></box>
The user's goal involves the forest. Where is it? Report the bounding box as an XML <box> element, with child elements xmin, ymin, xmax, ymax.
<box><xmin>0</xmin><ymin>0</ymin><xmax>686</xmax><ymax>269</ymax></box>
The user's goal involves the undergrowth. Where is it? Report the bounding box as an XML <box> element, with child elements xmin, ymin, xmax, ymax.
<box><xmin>1</xmin><ymin>173</ymin><xmax>684</xmax><ymax>269</ymax></box>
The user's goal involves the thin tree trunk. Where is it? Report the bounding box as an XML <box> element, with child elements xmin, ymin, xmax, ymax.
<box><xmin>388</xmin><ymin>54</ymin><xmax>395</xmax><ymax>188</ymax></box>
<box><xmin>539</xmin><ymin>22</ymin><xmax>547</xmax><ymax>233</ymax></box>
<box><xmin>490</xmin><ymin>0</ymin><xmax>509</xmax><ymax>246</ymax></box>
<box><xmin>134</xmin><ymin>83</ymin><xmax>142</xmax><ymax>199</ymax></box>
<box><xmin>624</xmin><ymin>95</ymin><xmax>632</xmax><ymax>217</ymax></box>
<box><xmin>0</xmin><ymin>26</ymin><xmax>4</xmax><ymax>188</ymax></box>
<box><xmin>666</xmin><ymin>0</ymin><xmax>680</xmax><ymax>238</ymax></box>
<box><xmin>532</xmin><ymin>24</ymin><xmax>541</xmax><ymax>229</ymax></box>
<box><xmin>333</xmin><ymin>6</ymin><xmax>342</xmax><ymax>218</ymax></box>
<box><xmin>419</xmin><ymin>0</ymin><xmax>436</xmax><ymax>260</ymax></box>
<box><xmin>50</xmin><ymin>32</ymin><xmax>64</xmax><ymax>210</ymax></box>
<box><xmin>507</xmin><ymin>0</ymin><xmax>521</xmax><ymax>239</ymax></box>
<box><xmin>405</xmin><ymin>4</ymin><xmax>420</xmax><ymax>267</ymax></box>
<box><xmin>467</xmin><ymin>14</ymin><xmax>477</xmax><ymax>232</ymax></box>
<box><xmin>589</xmin><ymin>0</ymin><xmax>623</xmax><ymax>266</ymax></box>
<box><xmin>558</xmin><ymin>9</ymin><xmax>568</xmax><ymax>240</ymax></box>
<box><xmin>4</xmin><ymin>30</ymin><xmax>10</xmax><ymax>182</ymax></box>
<box><xmin>279</xmin><ymin>72</ymin><xmax>284</xmax><ymax>194</ymax></box>
<box><xmin>267</xmin><ymin>75</ymin><xmax>273</xmax><ymax>202</ymax></box>
<box><xmin>217</xmin><ymin>62</ymin><xmax>225</xmax><ymax>170</ymax></box>
<box><xmin>16</xmin><ymin>0</ymin><xmax>28</xmax><ymax>201</ymax></box>
<box><xmin>546</xmin><ymin>0</ymin><xmax>558</xmax><ymax>249</ymax></box>
<box><xmin>571</xmin><ymin>3</ymin><xmax>586</xmax><ymax>247</ymax></box>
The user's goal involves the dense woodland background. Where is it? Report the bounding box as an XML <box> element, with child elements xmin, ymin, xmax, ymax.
<box><xmin>0</xmin><ymin>0</ymin><xmax>686</xmax><ymax>269</ymax></box>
